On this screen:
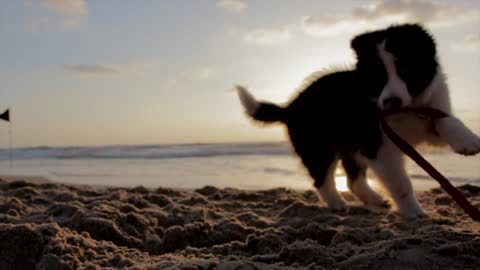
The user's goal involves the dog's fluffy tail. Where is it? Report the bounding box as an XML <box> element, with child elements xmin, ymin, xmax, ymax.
<box><xmin>236</xmin><ymin>85</ymin><xmax>286</xmax><ymax>123</ymax></box>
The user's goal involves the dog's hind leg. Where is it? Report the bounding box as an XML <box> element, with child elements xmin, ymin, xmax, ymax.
<box><xmin>342</xmin><ymin>153</ymin><xmax>387</xmax><ymax>207</ymax></box>
<box><xmin>367</xmin><ymin>140</ymin><xmax>424</xmax><ymax>217</ymax></box>
<box><xmin>312</xmin><ymin>157</ymin><xmax>347</xmax><ymax>210</ymax></box>
<box><xmin>289</xmin><ymin>131</ymin><xmax>346</xmax><ymax>210</ymax></box>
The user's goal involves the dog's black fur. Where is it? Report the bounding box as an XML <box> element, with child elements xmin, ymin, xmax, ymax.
<box><xmin>272</xmin><ymin>71</ymin><xmax>382</xmax><ymax>190</ymax></box>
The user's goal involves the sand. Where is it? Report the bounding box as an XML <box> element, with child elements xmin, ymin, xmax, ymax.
<box><xmin>0</xmin><ymin>177</ymin><xmax>479</xmax><ymax>270</ymax></box>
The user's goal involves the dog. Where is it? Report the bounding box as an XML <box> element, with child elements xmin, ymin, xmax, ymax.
<box><xmin>237</xmin><ymin>24</ymin><xmax>480</xmax><ymax>217</ymax></box>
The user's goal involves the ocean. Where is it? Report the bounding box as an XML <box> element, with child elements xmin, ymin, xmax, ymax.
<box><xmin>0</xmin><ymin>142</ymin><xmax>479</xmax><ymax>191</ymax></box>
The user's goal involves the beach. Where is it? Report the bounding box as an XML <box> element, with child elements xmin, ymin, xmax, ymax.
<box><xmin>0</xmin><ymin>175</ymin><xmax>479</xmax><ymax>269</ymax></box>
<box><xmin>4</xmin><ymin>1</ymin><xmax>480</xmax><ymax>269</ymax></box>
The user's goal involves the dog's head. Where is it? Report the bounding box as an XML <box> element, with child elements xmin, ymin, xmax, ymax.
<box><xmin>351</xmin><ymin>24</ymin><xmax>438</xmax><ymax>110</ymax></box>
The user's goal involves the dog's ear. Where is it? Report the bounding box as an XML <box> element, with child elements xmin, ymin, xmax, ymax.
<box><xmin>351</xmin><ymin>30</ymin><xmax>386</xmax><ymax>56</ymax></box>
<box><xmin>384</xmin><ymin>24</ymin><xmax>436</xmax><ymax>56</ymax></box>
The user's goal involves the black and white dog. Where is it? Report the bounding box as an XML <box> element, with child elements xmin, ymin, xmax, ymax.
<box><xmin>237</xmin><ymin>24</ymin><xmax>480</xmax><ymax>217</ymax></box>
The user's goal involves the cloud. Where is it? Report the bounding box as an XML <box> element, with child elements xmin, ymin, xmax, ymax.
<box><xmin>217</xmin><ymin>0</ymin><xmax>246</xmax><ymax>13</ymax></box>
<box><xmin>64</xmin><ymin>62</ymin><xmax>155</xmax><ymax>76</ymax></box>
<box><xmin>166</xmin><ymin>67</ymin><xmax>217</xmax><ymax>89</ymax></box>
<box><xmin>23</xmin><ymin>17</ymin><xmax>50</xmax><ymax>32</ymax></box>
<box><xmin>301</xmin><ymin>16</ymin><xmax>369</xmax><ymax>37</ymax></box>
<box><xmin>352</xmin><ymin>0</ymin><xmax>480</xmax><ymax>24</ymax></box>
<box><xmin>41</xmin><ymin>0</ymin><xmax>88</xmax><ymax>28</ymax></box>
<box><xmin>243</xmin><ymin>28</ymin><xmax>291</xmax><ymax>45</ymax></box>
<box><xmin>19</xmin><ymin>0</ymin><xmax>88</xmax><ymax>30</ymax></box>
<box><xmin>64</xmin><ymin>64</ymin><xmax>120</xmax><ymax>75</ymax></box>
<box><xmin>452</xmin><ymin>34</ymin><xmax>480</xmax><ymax>52</ymax></box>
<box><xmin>193</xmin><ymin>67</ymin><xmax>216</xmax><ymax>80</ymax></box>
<box><xmin>302</xmin><ymin>0</ymin><xmax>480</xmax><ymax>37</ymax></box>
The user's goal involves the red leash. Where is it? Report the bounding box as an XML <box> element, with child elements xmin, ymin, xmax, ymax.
<box><xmin>381</xmin><ymin>107</ymin><xmax>480</xmax><ymax>222</ymax></box>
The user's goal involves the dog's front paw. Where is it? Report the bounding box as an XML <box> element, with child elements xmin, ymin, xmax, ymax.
<box><xmin>436</xmin><ymin>117</ymin><xmax>480</xmax><ymax>156</ymax></box>
<box><xmin>351</xmin><ymin>184</ymin><xmax>389</xmax><ymax>208</ymax></box>
<box><xmin>326</xmin><ymin>198</ymin><xmax>348</xmax><ymax>211</ymax></box>
<box><xmin>397</xmin><ymin>202</ymin><xmax>426</xmax><ymax>218</ymax></box>
<box><xmin>453</xmin><ymin>135</ymin><xmax>480</xmax><ymax>156</ymax></box>
<box><xmin>358</xmin><ymin>190</ymin><xmax>390</xmax><ymax>208</ymax></box>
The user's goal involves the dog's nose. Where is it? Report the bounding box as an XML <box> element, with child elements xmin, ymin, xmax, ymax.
<box><xmin>382</xmin><ymin>97</ymin><xmax>402</xmax><ymax>109</ymax></box>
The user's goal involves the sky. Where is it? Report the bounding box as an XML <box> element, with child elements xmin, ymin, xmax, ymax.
<box><xmin>0</xmin><ymin>0</ymin><xmax>479</xmax><ymax>147</ymax></box>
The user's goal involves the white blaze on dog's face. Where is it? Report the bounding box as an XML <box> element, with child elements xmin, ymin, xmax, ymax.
<box><xmin>377</xmin><ymin>41</ymin><xmax>411</xmax><ymax>110</ymax></box>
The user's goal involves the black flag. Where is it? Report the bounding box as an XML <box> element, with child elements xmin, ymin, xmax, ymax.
<box><xmin>0</xmin><ymin>109</ymin><xmax>9</xmax><ymax>122</ymax></box>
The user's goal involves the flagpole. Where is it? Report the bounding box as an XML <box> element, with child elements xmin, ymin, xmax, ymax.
<box><xmin>0</xmin><ymin>108</ymin><xmax>11</xmax><ymax>168</ymax></box>
<box><xmin>8</xmin><ymin>121</ymin><xmax>12</xmax><ymax>168</ymax></box>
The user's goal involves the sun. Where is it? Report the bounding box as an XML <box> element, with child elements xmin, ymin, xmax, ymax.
<box><xmin>334</xmin><ymin>175</ymin><xmax>350</xmax><ymax>192</ymax></box>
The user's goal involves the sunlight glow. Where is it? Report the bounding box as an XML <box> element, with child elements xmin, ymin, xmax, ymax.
<box><xmin>335</xmin><ymin>175</ymin><xmax>379</xmax><ymax>192</ymax></box>
<box><xmin>335</xmin><ymin>176</ymin><xmax>349</xmax><ymax>192</ymax></box>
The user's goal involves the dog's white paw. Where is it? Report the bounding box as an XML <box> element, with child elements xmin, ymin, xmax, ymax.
<box><xmin>437</xmin><ymin>117</ymin><xmax>480</xmax><ymax>156</ymax></box>
<box><xmin>453</xmin><ymin>135</ymin><xmax>480</xmax><ymax>156</ymax></box>
<box><xmin>327</xmin><ymin>198</ymin><xmax>348</xmax><ymax>211</ymax></box>
<box><xmin>396</xmin><ymin>200</ymin><xmax>425</xmax><ymax>218</ymax></box>
<box><xmin>317</xmin><ymin>186</ymin><xmax>348</xmax><ymax>210</ymax></box>
<box><xmin>364</xmin><ymin>193</ymin><xmax>390</xmax><ymax>208</ymax></box>
<box><xmin>398</xmin><ymin>206</ymin><xmax>426</xmax><ymax>218</ymax></box>
<box><xmin>356</xmin><ymin>188</ymin><xmax>390</xmax><ymax>207</ymax></box>
<box><xmin>350</xmin><ymin>181</ymin><xmax>389</xmax><ymax>207</ymax></box>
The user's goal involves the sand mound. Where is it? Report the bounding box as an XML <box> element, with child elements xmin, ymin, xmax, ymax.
<box><xmin>0</xmin><ymin>179</ymin><xmax>479</xmax><ymax>269</ymax></box>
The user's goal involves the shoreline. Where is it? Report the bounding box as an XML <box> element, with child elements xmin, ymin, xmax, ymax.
<box><xmin>0</xmin><ymin>173</ymin><xmax>450</xmax><ymax>191</ymax></box>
